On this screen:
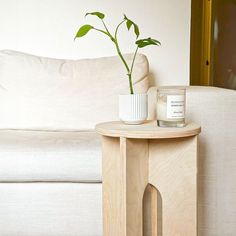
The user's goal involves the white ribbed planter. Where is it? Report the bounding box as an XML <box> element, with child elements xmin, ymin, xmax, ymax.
<box><xmin>119</xmin><ymin>94</ymin><xmax>148</xmax><ymax>125</ymax></box>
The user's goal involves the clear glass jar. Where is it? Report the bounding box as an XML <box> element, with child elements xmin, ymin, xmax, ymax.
<box><xmin>156</xmin><ymin>88</ymin><xmax>186</xmax><ymax>127</ymax></box>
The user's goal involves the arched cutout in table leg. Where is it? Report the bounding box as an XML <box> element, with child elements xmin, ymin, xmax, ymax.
<box><xmin>143</xmin><ymin>184</ymin><xmax>163</xmax><ymax>236</ymax></box>
<box><xmin>151</xmin><ymin>184</ymin><xmax>162</xmax><ymax>236</ymax></box>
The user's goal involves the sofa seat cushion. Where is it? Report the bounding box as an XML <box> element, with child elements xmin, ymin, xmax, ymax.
<box><xmin>0</xmin><ymin>183</ymin><xmax>102</xmax><ymax>236</ymax></box>
<box><xmin>0</xmin><ymin>130</ymin><xmax>102</xmax><ymax>182</ymax></box>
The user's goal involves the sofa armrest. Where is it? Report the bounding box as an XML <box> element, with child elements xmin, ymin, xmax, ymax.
<box><xmin>148</xmin><ymin>85</ymin><xmax>236</xmax><ymax>235</ymax></box>
<box><xmin>148</xmin><ymin>85</ymin><xmax>236</xmax><ymax>122</ymax></box>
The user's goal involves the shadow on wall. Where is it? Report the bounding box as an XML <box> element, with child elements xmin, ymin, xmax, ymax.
<box><xmin>149</xmin><ymin>71</ymin><xmax>159</xmax><ymax>87</ymax></box>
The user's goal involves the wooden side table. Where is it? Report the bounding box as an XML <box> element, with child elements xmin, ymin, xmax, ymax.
<box><xmin>95</xmin><ymin>121</ymin><xmax>201</xmax><ymax>236</ymax></box>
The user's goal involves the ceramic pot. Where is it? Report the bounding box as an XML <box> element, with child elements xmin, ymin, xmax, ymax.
<box><xmin>119</xmin><ymin>93</ymin><xmax>148</xmax><ymax>125</ymax></box>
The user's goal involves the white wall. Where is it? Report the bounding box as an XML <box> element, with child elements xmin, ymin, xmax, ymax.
<box><xmin>0</xmin><ymin>0</ymin><xmax>191</xmax><ymax>86</ymax></box>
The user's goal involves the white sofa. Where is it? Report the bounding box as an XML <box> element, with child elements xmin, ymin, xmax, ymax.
<box><xmin>0</xmin><ymin>50</ymin><xmax>149</xmax><ymax>236</ymax></box>
<box><xmin>0</xmin><ymin>50</ymin><xmax>235</xmax><ymax>236</ymax></box>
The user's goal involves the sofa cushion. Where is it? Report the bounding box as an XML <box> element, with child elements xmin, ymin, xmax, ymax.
<box><xmin>0</xmin><ymin>50</ymin><xmax>149</xmax><ymax>130</ymax></box>
<box><xmin>0</xmin><ymin>130</ymin><xmax>102</xmax><ymax>182</ymax></box>
<box><xmin>0</xmin><ymin>183</ymin><xmax>102</xmax><ymax>236</ymax></box>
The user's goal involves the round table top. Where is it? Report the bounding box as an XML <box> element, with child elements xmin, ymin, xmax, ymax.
<box><xmin>95</xmin><ymin>121</ymin><xmax>201</xmax><ymax>139</ymax></box>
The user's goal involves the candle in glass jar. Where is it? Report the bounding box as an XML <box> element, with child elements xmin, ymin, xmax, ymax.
<box><xmin>156</xmin><ymin>88</ymin><xmax>186</xmax><ymax>127</ymax></box>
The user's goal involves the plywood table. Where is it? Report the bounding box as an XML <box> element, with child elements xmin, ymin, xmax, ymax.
<box><xmin>95</xmin><ymin>121</ymin><xmax>201</xmax><ymax>236</ymax></box>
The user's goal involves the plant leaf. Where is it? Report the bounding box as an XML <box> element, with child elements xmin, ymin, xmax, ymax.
<box><xmin>124</xmin><ymin>14</ymin><xmax>140</xmax><ymax>38</ymax></box>
<box><xmin>136</xmin><ymin>37</ymin><xmax>161</xmax><ymax>48</ymax></box>
<box><xmin>126</xmin><ymin>20</ymin><xmax>132</xmax><ymax>30</ymax></box>
<box><xmin>150</xmin><ymin>38</ymin><xmax>161</xmax><ymax>44</ymax></box>
<box><xmin>85</xmin><ymin>12</ymin><xmax>105</xmax><ymax>19</ymax></box>
<box><xmin>75</xmin><ymin>25</ymin><xmax>94</xmax><ymax>39</ymax></box>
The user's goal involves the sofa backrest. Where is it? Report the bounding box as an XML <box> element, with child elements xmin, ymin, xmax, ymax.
<box><xmin>0</xmin><ymin>50</ymin><xmax>149</xmax><ymax>130</ymax></box>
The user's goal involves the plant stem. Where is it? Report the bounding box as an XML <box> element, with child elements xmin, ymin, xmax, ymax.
<box><xmin>102</xmin><ymin>20</ymin><xmax>113</xmax><ymax>37</ymax></box>
<box><xmin>130</xmin><ymin>46</ymin><xmax>139</xmax><ymax>75</ymax></box>
<box><xmin>128</xmin><ymin>73</ymin><xmax>134</xmax><ymax>94</ymax></box>
<box><xmin>114</xmin><ymin>20</ymin><xmax>130</xmax><ymax>73</ymax></box>
<box><xmin>114</xmin><ymin>39</ymin><xmax>134</xmax><ymax>94</ymax></box>
<box><xmin>93</xmin><ymin>27</ymin><xmax>109</xmax><ymax>36</ymax></box>
<box><xmin>101</xmin><ymin>19</ymin><xmax>134</xmax><ymax>94</ymax></box>
<box><xmin>114</xmin><ymin>40</ymin><xmax>130</xmax><ymax>74</ymax></box>
<box><xmin>115</xmin><ymin>20</ymin><xmax>125</xmax><ymax>40</ymax></box>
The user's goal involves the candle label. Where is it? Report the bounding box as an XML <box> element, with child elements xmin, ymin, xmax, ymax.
<box><xmin>167</xmin><ymin>95</ymin><xmax>185</xmax><ymax>119</ymax></box>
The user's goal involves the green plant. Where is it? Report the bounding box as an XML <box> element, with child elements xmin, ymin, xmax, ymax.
<box><xmin>75</xmin><ymin>12</ymin><xmax>160</xmax><ymax>94</ymax></box>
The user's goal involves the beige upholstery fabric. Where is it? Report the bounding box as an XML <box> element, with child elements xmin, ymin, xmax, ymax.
<box><xmin>0</xmin><ymin>183</ymin><xmax>102</xmax><ymax>236</ymax></box>
<box><xmin>0</xmin><ymin>51</ymin><xmax>149</xmax><ymax>236</ymax></box>
<box><xmin>0</xmin><ymin>130</ymin><xmax>101</xmax><ymax>182</ymax></box>
<box><xmin>1</xmin><ymin>49</ymin><xmax>235</xmax><ymax>235</ymax></box>
<box><xmin>148</xmin><ymin>86</ymin><xmax>236</xmax><ymax>236</ymax></box>
<box><xmin>0</xmin><ymin>50</ymin><xmax>149</xmax><ymax>130</ymax></box>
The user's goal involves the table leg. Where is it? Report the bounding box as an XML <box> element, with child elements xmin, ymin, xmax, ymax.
<box><xmin>149</xmin><ymin>136</ymin><xmax>198</xmax><ymax>236</ymax></box>
<box><xmin>151</xmin><ymin>185</ymin><xmax>158</xmax><ymax>236</ymax></box>
<box><xmin>102</xmin><ymin>136</ymin><xmax>149</xmax><ymax>236</ymax></box>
